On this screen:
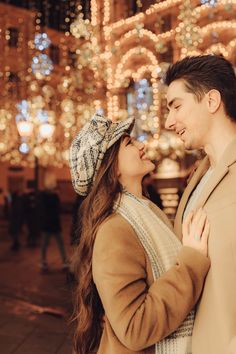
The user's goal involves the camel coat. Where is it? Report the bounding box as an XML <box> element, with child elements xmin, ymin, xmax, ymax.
<box><xmin>174</xmin><ymin>136</ymin><xmax>236</xmax><ymax>354</ymax></box>
<box><xmin>92</xmin><ymin>205</ymin><xmax>210</xmax><ymax>354</ymax></box>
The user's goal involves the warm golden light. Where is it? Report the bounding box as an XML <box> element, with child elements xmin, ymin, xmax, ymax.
<box><xmin>17</xmin><ymin>121</ymin><xmax>34</xmax><ymax>137</ymax></box>
<box><xmin>38</xmin><ymin>123</ymin><xmax>55</xmax><ymax>139</ymax></box>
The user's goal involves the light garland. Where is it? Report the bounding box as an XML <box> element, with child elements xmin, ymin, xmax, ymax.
<box><xmin>114</xmin><ymin>46</ymin><xmax>158</xmax><ymax>88</ymax></box>
<box><xmin>205</xmin><ymin>43</ymin><xmax>229</xmax><ymax>57</ymax></box>
<box><xmin>201</xmin><ymin>20</ymin><xmax>236</xmax><ymax>34</ymax></box>
<box><xmin>194</xmin><ymin>0</ymin><xmax>236</xmax><ymax>16</ymax></box>
<box><xmin>176</xmin><ymin>0</ymin><xmax>202</xmax><ymax>55</ymax></box>
<box><xmin>113</xmin><ymin>28</ymin><xmax>174</xmax><ymax>50</ymax></box>
<box><xmin>104</xmin><ymin>0</ymin><xmax>182</xmax><ymax>36</ymax></box>
<box><xmin>91</xmin><ymin>0</ymin><xmax>98</xmax><ymax>26</ymax></box>
<box><xmin>103</xmin><ymin>0</ymin><xmax>111</xmax><ymax>25</ymax></box>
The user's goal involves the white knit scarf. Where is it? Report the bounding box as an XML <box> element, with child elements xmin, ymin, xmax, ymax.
<box><xmin>114</xmin><ymin>191</ymin><xmax>194</xmax><ymax>354</ymax></box>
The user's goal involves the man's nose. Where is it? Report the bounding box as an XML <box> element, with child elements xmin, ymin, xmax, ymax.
<box><xmin>134</xmin><ymin>140</ymin><xmax>145</xmax><ymax>150</ymax></box>
<box><xmin>165</xmin><ymin>111</ymin><xmax>176</xmax><ymax>130</ymax></box>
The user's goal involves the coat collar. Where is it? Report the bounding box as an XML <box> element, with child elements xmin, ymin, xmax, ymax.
<box><xmin>174</xmin><ymin>135</ymin><xmax>236</xmax><ymax>238</ymax></box>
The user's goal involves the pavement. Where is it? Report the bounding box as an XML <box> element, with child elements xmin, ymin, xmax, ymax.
<box><xmin>0</xmin><ymin>215</ymin><xmax>75</xmax><ymax>354</ymax></box>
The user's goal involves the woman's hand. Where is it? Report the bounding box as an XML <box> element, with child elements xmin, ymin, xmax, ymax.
<box><xmin>182</xmin><ymin>208</ymin><xmax>210</xmax><ymax>257</ymax></box>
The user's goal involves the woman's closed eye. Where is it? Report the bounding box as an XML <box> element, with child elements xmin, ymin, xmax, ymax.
<box><xmin>125</xmin><ymin>137</ymin><xmax>133</xmax><ymax>145</ymax></box>
<box><xmin>174</xmin><ymin>105</ymin><xmax>181</xmax><ymax>110</ymax></box>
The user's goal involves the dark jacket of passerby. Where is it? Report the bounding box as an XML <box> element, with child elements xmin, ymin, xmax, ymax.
<box><xmin>8</xmin><ymin>191</ymin><xmax>24</xmax><ymax>235</ymax></box>
<box><xmin>40</xmin><ymin>190</ymin><xmax>61</xmax><ymax>233</ymax></box>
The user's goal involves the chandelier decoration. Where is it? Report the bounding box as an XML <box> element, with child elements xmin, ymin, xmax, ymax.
<box><xmin>34</xmin><ymin>33</ymin><xmax>51</xmax><ymax>51</ymax></box>
<box><xmin>13</xmin><ymin>98</ymin><xmax>56</xmax><ymax>166</ymax></box>
<box><xmin>31</xmin><ymin>53</ymin><xmax>53</xmax><ymax>78</ymax></box>
<box><xmin>176</xmin><ymin>0</ymin><xmax>202</xmax><ymax>57</ymax></box>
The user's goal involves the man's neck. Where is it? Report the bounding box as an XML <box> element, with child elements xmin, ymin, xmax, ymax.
<box><xmin>204</xmin><ymin>123</ymin><xmax>236</xmax><ymax>168</ymax></box>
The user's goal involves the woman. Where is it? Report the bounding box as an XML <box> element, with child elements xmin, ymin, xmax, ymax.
<box><xmin>69</xmin><ymin>114</ymin><xmax>210</xmax><ymax>354</ymax></box>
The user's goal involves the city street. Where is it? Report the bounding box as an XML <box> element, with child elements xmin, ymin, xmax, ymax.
<box><xmin>0</xmin><ymin>215</ymin><xmax>74</xmax><ymax>354</ymax></box>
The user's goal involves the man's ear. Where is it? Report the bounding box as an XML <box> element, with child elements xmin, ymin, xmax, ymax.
<box><xmin>207</xmin><ymin>89</ymin><xmax>221</xmax><ymax>113</ymax></box>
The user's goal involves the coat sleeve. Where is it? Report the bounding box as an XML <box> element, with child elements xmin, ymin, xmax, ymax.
<box><xmin>92</xmin><ymin>215</ymin><xmax>210</xmax><ymax>351</ymax></box>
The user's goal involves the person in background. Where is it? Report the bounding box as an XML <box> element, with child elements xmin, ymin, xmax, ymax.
<box><xmin>40</xmin><ymin>173</ymin><xmax>68</xmax><ymax>273</ymax></box>
<box><xmin>165</xmin><ymin>54</ymin><xmax>236</xmax><ymax>354</ymax></box>
<box><xmin>69</xmin><ymin>114</ymin><xmax>210</xmax><ymax>354</ymax></box>
<box><xmin>8</xmin><ymin>188</ymin><xmax>24</xmax><ymax>251</ymax></box>
<box><xmin>23</xmin><ymin>186</ymin><xmax>40</xmax><ymax>247</ymax></box>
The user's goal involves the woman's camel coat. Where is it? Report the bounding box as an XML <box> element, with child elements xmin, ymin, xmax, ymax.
<box><xmin>92</xmin><ymin>210</ymin><xmax>210</xmax><ymax>354</ymax></box>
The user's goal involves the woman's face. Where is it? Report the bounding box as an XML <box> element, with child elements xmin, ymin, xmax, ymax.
<box><xmin>117</xmin><ymin>135</ymin><xmax>155</xmax><ymax>181</ymax></box>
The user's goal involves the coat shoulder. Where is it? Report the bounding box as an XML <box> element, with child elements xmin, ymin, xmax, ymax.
<box><xmin>94</xmin><ymin>213</ymin><xmax>145</xmax><ymax>259</ymax></box>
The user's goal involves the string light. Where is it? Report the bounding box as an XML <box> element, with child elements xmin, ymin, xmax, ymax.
<box><xmin>114</xmin><ymin>47</ymin><xmax>158</xmax><ymax>88</ymax></box>
<box><xmin>91</xmin><ymin>0</ymin><xmax>98</xmax><ymax>26</ymax></box>
<box><xmin>103</xmin><ymin>0</ymin><xmax>111</xmax><ymax>25</ymax></box>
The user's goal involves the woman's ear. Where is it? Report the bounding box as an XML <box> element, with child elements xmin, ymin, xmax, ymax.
<box><xmin>207</xmin><ymin>89</ymin><xmax>221</xmax><ymax>113</ymax></box>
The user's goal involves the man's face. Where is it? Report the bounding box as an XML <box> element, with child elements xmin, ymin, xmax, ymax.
<box><xmin>165</xmin><ymin>79</ymin><xmax>209</xmax><ymax>150</ymax></box>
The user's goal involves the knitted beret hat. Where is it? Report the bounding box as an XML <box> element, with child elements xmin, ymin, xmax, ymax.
<box><xmin>69</xmin><ymin>113</ymin><xmax>134</xmax><ymax>196</ymax></box>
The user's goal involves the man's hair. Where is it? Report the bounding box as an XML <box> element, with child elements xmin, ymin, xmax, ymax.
<box><xmin>165</xmin><ymin>55</ymin><xmax>236</xmax><ymax>122</ymax></box>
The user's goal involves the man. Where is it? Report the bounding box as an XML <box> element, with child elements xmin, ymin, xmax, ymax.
<box><xmin>164</xmin><ymin>55</ymin><xmax>236</xmax><ymax>354</ymax></box>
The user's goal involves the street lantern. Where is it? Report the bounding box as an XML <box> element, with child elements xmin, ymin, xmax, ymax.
<box><xmin>16</xmin><ymin>121</ymin><xmax>34</xmax><ymax>137</ymax></box>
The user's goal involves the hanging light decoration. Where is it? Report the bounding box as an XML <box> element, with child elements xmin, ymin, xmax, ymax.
<box><xmin>31</xmin><ymin>53</ymin><xmax>53</xmax><ymax>78</ymax></box>
<box><xmin>34</xmin><ymin>33</ymin><xmax>51</xmax><ymax>51</ymax></box>
<box><xmin>201</xmin><ymin>0</ymin><xmax>218</xmax><ymax>6</ymax></box>
<box><xmin>176</xmin><ymin>0</ymin><xmax>202</xmax><ymax>56</ymax></box>
<box><xmin>70</xmin><ymin>13</ymin><xmax>92</xmax><ymax>40</ymax></box>
<box><xmin>38</xmin><ymin>123</ymin><xmax>55</xmax><ymax>139</ymax></box>
<box><xmin>19</xmin><ymin>142</ymin><xmax>30</xmax><ymax>154</ymax></box>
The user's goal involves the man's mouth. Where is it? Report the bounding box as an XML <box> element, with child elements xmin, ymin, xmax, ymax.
<box><xmin>140</xmin><ymin>151</ymin><xmax>148</xmax><ymax>160</ymax></box>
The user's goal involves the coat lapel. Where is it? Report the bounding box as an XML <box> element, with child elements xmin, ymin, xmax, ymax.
<box><xmin>174</xmin><ymin>156</ymin><xmax>209</xmax><ymax>239</ymax></box>
<box><xmin>174</xmin><ymin>135</ymin><xmax>236</xmax><ymax>239</ymax></box>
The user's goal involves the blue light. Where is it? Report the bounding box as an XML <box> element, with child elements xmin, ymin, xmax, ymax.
<box><xmin>200</xmin><ymin>0</ymin><xmax>217</xmax><ymax>6</ymax></box>
<box><xmin>31</xmin><ymin>54</ymin><xmax>53</xmax><ymax>76</ymax></box>
<box><xmin>19</xmin><ymin>142</ymin><xmax>30</xmax><ymax>154</ymax></box>
<box><xmin>36</xmin><ymin>110</ymin><xmax>48</xmax><ymax>123</ymax></box>
<box><xmin>137</xmin><ymin>134</ymin><xmax>147</xmax><ymax>142</ymax></box>
<box><xmin>16</xmin><ymin>100</ymin><xmax>30</xmax><ymax>120</ymax></box>
<box><xmin>34</xmin><ymin>33</ymin><xmax>51</xmax><ymax>51</ymax></box>
<box><xmin>140</xmin><ymin>78</ymin><xmax>148</xmax><ymax>86</ymax></box>
<box><xmin>96</xmin><ymin>108</ymin><xmax>104</xmax><ymax>115</ymax></box>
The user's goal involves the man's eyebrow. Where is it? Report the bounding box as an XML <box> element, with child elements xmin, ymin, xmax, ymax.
<box><xmin>167</xmin><ymin>97</ymin><xmax>180</xmax><ymax>109</ymax></box>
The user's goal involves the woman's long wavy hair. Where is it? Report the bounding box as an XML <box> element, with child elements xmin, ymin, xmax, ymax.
<box><xmin>72</xmin><ymin>138</ymin><xmax>123</xmax><ymax>354</ymax></box>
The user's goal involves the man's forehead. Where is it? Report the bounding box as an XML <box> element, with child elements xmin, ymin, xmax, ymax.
<box><xmin>167</xmin><ymin>80</ymin><xmax>187</xmax><ymax>102</ymax></box>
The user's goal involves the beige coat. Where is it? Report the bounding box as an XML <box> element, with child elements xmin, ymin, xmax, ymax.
<box><xmin>92</xmin><ymin>207</ymin><xmax>210</xmax><ymax>354</ymax></box>
<box><xmin>174</xmin><ymin>136</ymin><xmax>236</xmax><ymax>354</ymax></box>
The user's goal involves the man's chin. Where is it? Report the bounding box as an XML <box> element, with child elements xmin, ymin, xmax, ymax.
<box><xmin>184</xmin><ymin>142</ymin><xmax>199</xmax><ymax>151</ymax></box>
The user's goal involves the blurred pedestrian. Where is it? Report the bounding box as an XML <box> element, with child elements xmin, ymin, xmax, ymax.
<box><xmin>8</xmin><ymin>188</ymin><xmax>24</xmax><ymax>251</ymax></box>
<box><xmin>23</xmin><ymin>187</ymin><xmax>40</xmax><ymax>247</ymax></box>
<box><xmin>40</xmin><ymin>173</ymin><xmax>68</xmax><ymax>273</ymax></box>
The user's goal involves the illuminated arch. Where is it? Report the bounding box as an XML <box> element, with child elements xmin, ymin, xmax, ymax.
<box><xmin>114</xmin><ymin>46</ymin><xmax>158</xmax><ymax>88</ymax></box>
<box><xmin>205</xmin><ymin>43</ymin><xmax>229</xmax><ymax>58</ymax></box>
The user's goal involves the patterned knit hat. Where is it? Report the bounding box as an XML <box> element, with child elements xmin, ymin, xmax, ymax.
<box><xmin>69</xmin><ymin>113</ymin><xmax>134</xmax><ymax>196</ymax></box>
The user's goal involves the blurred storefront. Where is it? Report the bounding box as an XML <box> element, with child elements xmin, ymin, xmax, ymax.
<box><xmin>0</xmin><ymin>0</ymin><xmax>235</xmax><ymax>218</ymax></box>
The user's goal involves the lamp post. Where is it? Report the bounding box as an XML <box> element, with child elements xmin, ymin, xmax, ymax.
<box><xmin>16</xmin><ymin>118</ymin><xmax>55</xmax><ymax>191</ymax></box>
